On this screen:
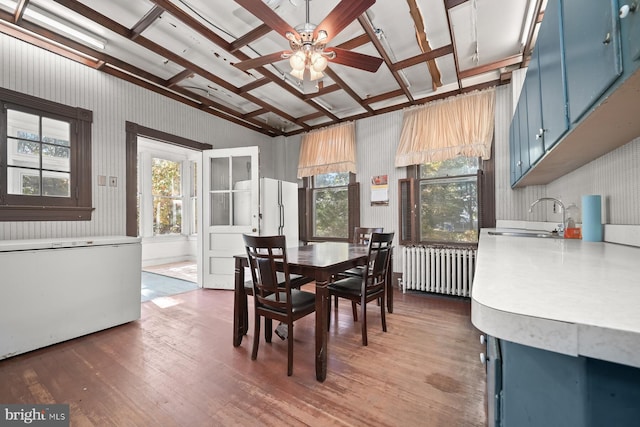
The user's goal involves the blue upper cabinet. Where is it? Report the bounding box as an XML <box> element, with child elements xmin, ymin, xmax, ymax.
<box><xmin>537</xmin><ymin>0</ymin><xmax>568</xmax><ymax>152</ymax></box>
<box><xmin>524</xmin><ymin>49</ymin><xmax>545</xmax><ymax>166</ymax></box>
<box><xmin>563</xmin><ymin>0</ymin><xmax>622</xmax><ymax>124</ymax></box>
<box><xmin>619</xmin><ymin>0</ymin><xmax>640</xmax><ymax>61</ymax></box>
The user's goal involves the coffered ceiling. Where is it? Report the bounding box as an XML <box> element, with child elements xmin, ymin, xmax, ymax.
<box><xmin>0</xmin><ymin>0</ymin><xmax>545</xmax><ymax>137</ymax></box>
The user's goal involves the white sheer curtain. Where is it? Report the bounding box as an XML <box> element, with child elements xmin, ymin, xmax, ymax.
<box><xmin>297</xmin><ymin>121</ymin><xmax>356</xmax><ymax>178</ymax></box>
<box><xmin>395</xmin><ymin>88</ymin><xmax>496</xmax><ymax>167</ymax></box>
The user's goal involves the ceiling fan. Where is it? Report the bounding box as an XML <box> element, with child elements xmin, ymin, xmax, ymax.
<box><xmin>233</xmin><ymin>0</ymin><xmax>384</xmax><ymax>81</ymax></box>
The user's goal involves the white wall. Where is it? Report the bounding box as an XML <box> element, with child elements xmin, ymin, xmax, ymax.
<box><xmin>3</xmin><ymin>32</ymin><xmax>638</xmax><ymax>246</ymax></box>
<box><xmin>0</xmin><ymin>33</ymin><xmax>274</xmax><ymax>240</ymax></box>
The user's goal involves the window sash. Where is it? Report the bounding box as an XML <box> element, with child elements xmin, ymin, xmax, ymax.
<box><xmin>0</xmin><ymin>87</ymin><xmax>93</xmax><ymax>221</ymax></box>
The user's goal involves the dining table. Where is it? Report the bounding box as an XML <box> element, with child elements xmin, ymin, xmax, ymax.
<box><xmin>233</xmin><ymin>241</ymin><xmax>394</xmax><ymax>382</ymax></box>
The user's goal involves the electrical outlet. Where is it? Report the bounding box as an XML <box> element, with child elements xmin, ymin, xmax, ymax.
<box><xmin>553</xmin><ymin>202</ymin><xmax>557</xmax><ymax>213</ymax></box>
<box><xmin>109</xmin><ymin>176</ymin><xmax>117</xmax><ymax>187</ymax></box>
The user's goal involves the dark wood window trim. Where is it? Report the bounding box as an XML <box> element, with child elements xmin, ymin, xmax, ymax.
<box><xmin>125</xmin><ymin>122</ymin><xmax>212</xmax><ymax>237</ymax></box>
<box><xmin>0</xmin><ymin>87</ymin><xmax>93</xmax><ymax>221</ymax></box>
<box><xmin>299</xmin><ymin>173</ymin><xmax>360</xmax><ymax>243</ymax></box>
<box><xmin>398</xmin><ymin>152</ymin><xmax>496</xmax><ymax>247</ymax></box>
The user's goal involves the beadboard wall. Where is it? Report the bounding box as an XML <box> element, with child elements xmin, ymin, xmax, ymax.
<box><xmin>2</xmin><ymin>33</ymin><xmax>638</xmax><ymax>243</ymax></box>
<box><xmin>494</xmin><ymin>70</ymin><xmax>640</xmax><ymax>226</ymax></box>
<box><xmin>0</xmin><ymin>34</ymin><xmax>279</xmax><ymax>240</ymax></box>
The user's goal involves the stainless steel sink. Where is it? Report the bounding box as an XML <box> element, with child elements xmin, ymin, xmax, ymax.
<box><xmin>488</xmin><ymin>230</ymin><xmax>562</xmax><ymax>239</ymax></box>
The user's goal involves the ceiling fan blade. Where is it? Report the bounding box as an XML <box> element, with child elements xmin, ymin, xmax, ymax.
<box><xmin>235</xmin><ymin>0</ymin><xmax>298</xmax><ymax>38</ymax></box>
<box><xmin>326</xmin><ymin>48</ymin><xmax>383</xmax><ymax>73</ymax></box>
<box><xmin>234</xmin><ymin>51</ymin><xmax>290</xmax><ymax>71</ymax></box>
<box><xmin>315</xmin><ymin>0</ymin><xmax>376</xmax><ymax>44</ymax></box>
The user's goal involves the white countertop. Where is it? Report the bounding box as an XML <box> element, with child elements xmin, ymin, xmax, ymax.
<box><xmin>471</xmin><ymin>228</ymin><xmax>640</xmax><ymax>368</ymax></box>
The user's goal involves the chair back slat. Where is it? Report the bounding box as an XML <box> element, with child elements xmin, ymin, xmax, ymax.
<box><xmin>363</xmin><ymin>232</ymin><xmax>394</xmax><ymax>295</ymax></box>
<box><xmin>353</xmin><ymin>227</ymin><xmax>383</xmax><ymax>245</ymax></box>
<box><xmin>243</xmin><ymin>234</ymin><xmax>293</xmax><ymax>310</ymax></box>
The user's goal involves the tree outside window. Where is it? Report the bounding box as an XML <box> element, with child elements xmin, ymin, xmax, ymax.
<box><xmin>152</xmin><ymin>158</ymin><xmax>182</xmax><ymax>235</ymax></box>
<box><xmin>312</xmin><ymin>172</ymin><xmax>350</xmax><ymax>239</ymax></box>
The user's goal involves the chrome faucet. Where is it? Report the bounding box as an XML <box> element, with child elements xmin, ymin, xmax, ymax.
<box><xmin>529</xmin><ymin>197</ymin><xmax>566</xmax><ymax>236</ymax></box>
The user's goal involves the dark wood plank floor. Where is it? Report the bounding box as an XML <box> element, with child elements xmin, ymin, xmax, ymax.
<box><xmin>0</xmin><ymin>286</ymin><xmax>487</xmax><ymax>426</ymax></box>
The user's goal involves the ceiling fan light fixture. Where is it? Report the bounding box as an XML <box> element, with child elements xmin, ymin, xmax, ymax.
<box><xmin>289</xmin><ymin>50</ymin><xmax>306</xmax><ymax>70</ymax></box>
<box><xmin>310</xmin><ymin>52</ymin><xmax>328</xmax><ymax>72</ymax></box>
<box><xmin>290</xmin><ymin>68</ymin><xmax>305</xmax><ymax>80</ymax></box>
<box><xmin>308</xmin><ymin>68</ymin><xmax>324</xmax><ymax>81</ymax></box>
<box><xmin>315</xmin><ymin>30</ymin><xmax>328</xmax><ymax>43</ymax></box>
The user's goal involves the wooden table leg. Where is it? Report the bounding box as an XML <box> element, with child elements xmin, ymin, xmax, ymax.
<box><xmin>233</xmin><ymin>257</ymin><xmax>245</xmax><ymax>347</ymax></box>
<box><xmin>315</xmin><ymin>274</ymin><xmax>329</xmax><ymax>382</ymax></box>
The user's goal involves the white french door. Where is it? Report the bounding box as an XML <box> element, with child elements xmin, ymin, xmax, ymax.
<box><xmin>199</xmin><ymin>146</ymin><xmax>259</xmax><ymax>289</ymax></box>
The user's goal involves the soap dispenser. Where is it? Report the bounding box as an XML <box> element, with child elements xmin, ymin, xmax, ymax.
<box><xmin>564</xmin><ymin>203</ymin><xmax>581</xmax><ymax>239</ymax></box>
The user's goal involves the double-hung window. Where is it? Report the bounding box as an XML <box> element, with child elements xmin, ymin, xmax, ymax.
<box><xmin>301</xmin><ymin>172</ymin><xmax>360</xmax><ymax>242</ymax></box>
<box><xmin>400</xmin><ymin>156</ymin><xmax>484</xmax><ymax>245</ymax></box>
<box><xmin>0</xmin><ymin>88</ymin><xmax>93</xmax><ymax>221</ymax></box>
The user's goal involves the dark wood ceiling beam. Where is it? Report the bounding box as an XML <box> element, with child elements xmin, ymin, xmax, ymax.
<box><xmin>445</xmin><ymin>0</ymin><xmax>469</xmax><ymax>10</ymax></box>
<box><xmin>103</xmin><ymin>65</ymin><xmax>277</xmax><ymax>136</ymax></box>
<box><xmin>166</xmin><ymin>69</ymin><xmax>194</xmax><ymax>88</ymax></box>
<box><xmin>13</xmin><ymin>0</ymin><xmax>28</xmax><ymax>24</ymax></box>
<box><xmin>243</xmin><ymin>108</ymin><xmax>267</xmax><ymax>118</ymax></box>
<box><xmin>302</xmin><ymin>84</ymin><xmax>341</xmax><ymax>100</ymax></box>
<box><xmin>147</xmin><ymin>0</ymin><xmax>231</xmax><ymax>50</ymax></box>
<box><xmin>323</xmin><ymin>67</ymin><xmax>373</xmax><ymax>114</ymax></box>
<box><xmin>406</xmin><ymin>0</ymin><xmax>442</xmax><ymax>90</ymax></box>
<box><xmin>2</xmin><ymin>7</ymin><xmax>281</xmax><ymax>136</ymax></box>
<box><xmin>444</xmin><ymin>3</ymin><xmax>463</xmax><ymax>89</ymax></box>
<box><xmin>130</xmin><ymin>5</ymin><xmax>164</xmax><ymax>40</ymax></box>
<box><xmin>169</xmin><ymin>85</ymin><xmax>282</xmax><ymax>134</ymax></box>
<box><xmin>458</xmin><ymin>54</ymin><xmax>523</xmax><ymax>80</ymax></box>
<box><xmin>357</xmin><ymin>14</ymin><xmax>414</xmax><ymax>103</ymax></box>
<box><xmin>334</xmin><ymin>33</ymin><xmax>371</xmax><ymax>51</ymax></box>
<box><xmin>51</xmin><ymin>1</ymin><xmax>301</xmax><ymax>129</ymax></box>
<box><xmin>298</xmin><ymin>112</ymin><xmax>327</xmax><ymax>123</ymax></box>
<box><xmin>0</xmin><ymin>18</ymin><xmax>100</xmax><ymax>67</ymax></box>
<box><xmin>229</xmin><ymin>24</ymin><xmax>271</xmax><ymax>53</ymax></box>
<box><xmin>238</xmin><ymin>78</ymin><xmax>270</xmax><ymax>93</ymax></box>
<box><xmin>142</xmin><ymin>1</ymin><xmax>318</xmax><ymax>128</ymax></box>
<box><xmin>391</xmin><ymin>44</ymin><xmax>454</xmax><ymax>72</ymax></box>
<box><xmin>362</xmin><ymin>89</ymin><xmax>406</xmax><ymax>106</ymax></box>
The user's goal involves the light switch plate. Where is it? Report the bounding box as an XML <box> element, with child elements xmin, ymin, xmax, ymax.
<box><xmin>98</xmin><ymin>175</ymin><xmax>106</xmax><ymax>186</ymax></box>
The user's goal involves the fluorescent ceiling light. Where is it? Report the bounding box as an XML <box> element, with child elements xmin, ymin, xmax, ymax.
<box><xmin>0</xmin><ymin>0</ymin><xmax>106</xmax><ymax>49</ymax></box>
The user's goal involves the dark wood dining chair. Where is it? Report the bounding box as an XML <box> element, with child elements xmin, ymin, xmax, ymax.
<box><xmin>328</xmin><ymin>232</ymin><xmax>394</xmax><ymax>346</ymax></box>
<box><xmin>334</xmin><ymin>227</ymin><xmax>383</xmax><ymax>312</ymax></box>
<box><xmin>243</xmin><ymin>234</ymin><xmax>316</xmax><ymax>376</ymax></box>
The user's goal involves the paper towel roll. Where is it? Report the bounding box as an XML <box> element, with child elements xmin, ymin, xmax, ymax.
<box><xmin>582</xmin><ymin>195</ymin><xmax>602</xmax><ymax>242</ymax></box>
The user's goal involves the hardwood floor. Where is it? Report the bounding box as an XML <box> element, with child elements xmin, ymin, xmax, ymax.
<box><xmin>0</xmin><ymin>287</ymin><xmax>487</xmax><ymax>426</ymax></box>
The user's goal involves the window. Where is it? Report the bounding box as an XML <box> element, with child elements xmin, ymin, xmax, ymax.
<box><xmin>0</xmin><ymin>88</ymin><xmax>93</xmax><ymax>221</ymax></box>
<box><xmin>137</xmin><ymin>139</ymin><xmax>198</xmax><ymax>238</ymax></box>
<box><xmin>300</xmin><ymin>172</ymin><xmax>360</xmax><ymax>242</ymax></box>
<box><xmin>152</xmin><ymin>157</ymin><xmax>182</xmax><ymax>235</ymax></box>
<box><xmin>400</xmin><ymin>156</ymin><xmax>483</xmax><ymax>245</ymax></box>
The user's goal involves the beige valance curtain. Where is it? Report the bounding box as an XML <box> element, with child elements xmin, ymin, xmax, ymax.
<box><xmin>395</xmin><ymin>88</ymin><xmax>496</xmax><ymax>167</ymax></box>
<box><xmin>297</xmin><ymin>121</ymin><xmax>356</xmax><ymax>178</ymax></box>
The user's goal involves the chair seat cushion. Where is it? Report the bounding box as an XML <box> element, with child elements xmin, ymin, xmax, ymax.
<box><xmin>328</xmin><ymin>276</ymin><xmax>362</xmax><ymax>296</ymax></box>
<box><xmin>341</xmin><ymin>266</ymin><xmax>365</xmax><ymax>277</ymax></box>
<box><xmin>265</xmin><ymin>289</ymin><xmax>316</xmax><ymax>313</ymax></box>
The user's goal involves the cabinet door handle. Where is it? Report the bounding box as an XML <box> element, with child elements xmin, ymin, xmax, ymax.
<box><xmin>603</xmin><ymin>32</ymin><xmax>611</xmax><ymax>45</ymax></box>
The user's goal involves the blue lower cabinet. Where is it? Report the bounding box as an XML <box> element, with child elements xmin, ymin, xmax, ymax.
<box><xmin>499</xmin><ymin>339</ymin><xmax>640</xmax><ymax>427</ymax></box>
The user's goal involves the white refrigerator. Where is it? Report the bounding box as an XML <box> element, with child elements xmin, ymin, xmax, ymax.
<box><xmin>259</xmin><ymin>178</ymin><xmax>299</xmax><ymax>245</ymax></box>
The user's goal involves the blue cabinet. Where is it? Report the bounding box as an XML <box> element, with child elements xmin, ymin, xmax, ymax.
<box><xmin>537</xmin><ymin>0</ymin><xmax>569</xmax><ymax>151</ymax></box>
<box><xmin>523</xmin><ymin>49</ymin><xmax>545</xmax><ymax>165</ymax></box>
<box><xmin>620</xmin><ymin>0</ymin><xmax>640</xmax><ymax>61</ymax></box>
<box><xmin>499</xmin><ymin>339</ymin><xmax>640</xmax><ymax>427</ymax></box>
<box><xmin>563</xmin><ymin>0</ymin><xmax>622</xmax><ymax>123</ymax></box>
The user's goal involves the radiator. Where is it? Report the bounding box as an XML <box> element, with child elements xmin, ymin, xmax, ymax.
<box><xmin>401</xmin><ymin>246</ymin><xmax>476</xmax><ymax>297</ymax></box>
